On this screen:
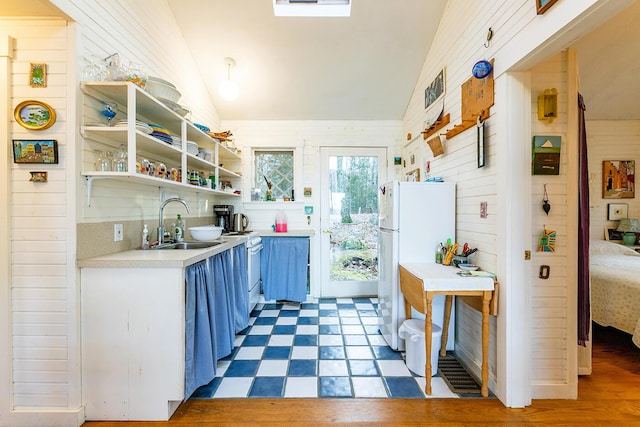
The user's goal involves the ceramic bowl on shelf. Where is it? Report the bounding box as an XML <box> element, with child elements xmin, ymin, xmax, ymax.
<box><xmin>458</xmin><ymin>263</ymin><xmax>480</xmax><ymax>272</ymax></box>
<box><xmin>189</xmin><ymin>225</ymin><xmax>223</xmax><ymax>241</ymax></box>
<box><xmin>145</xmin><ymin>78</ymin><xmax>181</xmax><ymax>102</ymax></box>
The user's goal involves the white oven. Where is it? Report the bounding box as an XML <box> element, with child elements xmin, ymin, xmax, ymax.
<box><xmin>246</xmin><ymin>233</ymin><xmax>262</xmax><ymax>313</ymax></box>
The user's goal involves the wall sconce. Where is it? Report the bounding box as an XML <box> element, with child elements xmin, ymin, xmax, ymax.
<box><xmin>537</xmin><ymin>88</ymin><xmax>558</xmax><ymax>122</ymax></box>
<box><xmin>218</xmin><ymin>57</ymin><xmax>239</xmax><ymax>101</ymax></box>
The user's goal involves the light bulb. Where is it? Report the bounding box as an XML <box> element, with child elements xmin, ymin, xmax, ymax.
<box><xmin>219</xmin><ymin>79</ymin><xmax>239</xmax><ymax>101</ymax></box>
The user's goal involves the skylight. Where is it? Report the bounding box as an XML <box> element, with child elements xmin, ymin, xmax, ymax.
<box><xmin>273</xmin><ymin>0</ymin><xmax>351</xmax><ymax>17</ymax></box>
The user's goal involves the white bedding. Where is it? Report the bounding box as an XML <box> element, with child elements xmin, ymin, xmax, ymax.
<box><xmin>590</xmin><ymin>240</ymin><xmax>640</xmax><ymax>347</ymax></box>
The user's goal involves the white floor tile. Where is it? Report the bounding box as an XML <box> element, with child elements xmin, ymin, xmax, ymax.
<box><xmin>234</xmin><ymin>335</ymin><xmax>246</xmax><ymax>346</ymax></box>
<box><xmin>376</xmin><ymin>360</ymin><xmax>413</xmax><ymax>377</ymax></box>
<box><xmin>319</xmin><ymin>335</ymin><xmax>343</xmax><ymax>346</ymax></box>
<box><xmin>352</xmin><ymin>377</ymin><xmax>388</xmax><ymax>397</ymax></box>
<box><xmin>291</xmin><ymin>346</ymin><xmax>318</xmax><ymax>359</ymax></box>
<box><xmin>355</xmin><ymin>303</ymin><xmax>375</xmax><ymax>311</ymax></box>
<box><xmin>269</xmin><ymin>335</ymin><xmax>294</xmax><ymax>346</ymax></box>
<box><xmin>367</xmin><ymin>335</ymin><xmax>388</xmax><ymax>346</ymax></box>
<box><xmin>345</xmin><ymin>346</ymin><xmax>374</xmax><ymax>360</ymax></box>
<box><xmin>361</xmin><ymin>317</ymin><xmax>380</xmax><ymax>325</ymax></box>
<box><xmin>319</xmin><ymin>360</ymin><xmax>349</xmax><ymax>376</ymax></box>
<box><xmin>281</xmin><ymin>303</ymin><xmax>301</xmax><ymax>310</ymax></box>
<box><xmin>342</xmin><ymin>325</ymin><xmax>365</xmax><ymax>335</ymax></box>
<box><xmin>213</xmin><ymin>377</ymin><xmax>253</xmax><ymax>398</ymax></box>
<box><xmin>336</xmin><ymin>298</ymin><xmax>353</xmax><ymax>304</ymax></box>
<box><xmin>257</xmin><ymin>360</ymin><xmax>289</xmax><ymax>376</ymax></box>
<box><xmin>340</xmin><ymin>317</ymin><xmax>361</xmax><ymax>325</ymax></box>
<box><xmin>339</xmin><ymin>309</ymin><xmax>359</xmax><ymax>317</ymax></box>
<box><xmin>285</xmin><ymin>377</ymin><xmax>318</xmax><ymax>398</ymax></box>
<box><xmin>415</xmin><ymin>377</ymin><xmax>460</xmax><ymax>399</ymax></box>
<box><xmin>276</xmin><ymin>317</ymin><xmax>297</xmax><ymax>325</ymax></box>
<box><xmin>259</xmin><ymin>309</ymin><xmax>280</xmax><ymax>317</ymax></box>
<box><xmin>319</xmin><ymin>303</ymin><xmax>337</xmax><ymax>309</ymax></box>
<box><xmin>215</xmin><ymin>360</ymin><xmax>231</xmax><ymax>377</ymax></box>
<box><xmin>299</xmin><ymin>309</ymin><xmax>318</xmax><ymax>317</ymax></box>
<box><xmin>296</xmin><ymin>325</ymin><xmax>319</xmax><ymax>335</ymax></box>
<box><xmin>319</xmin><ymin>317</ymin><xmax>340</xmax><ymax>325</ymax></box>
<box><xmin>234</xmin><ymin>346</ymin><xmax>265</xmax><ymax>360</ymax></box>
<box><xmin>248</xmin><ymin>325</ymin><xmax>274</xmax><ymax>335</ymax></box>
<box><xmin>344</xmin><ymin>335</ymin><xmax>368</xmax><ymax>346</ymax></box>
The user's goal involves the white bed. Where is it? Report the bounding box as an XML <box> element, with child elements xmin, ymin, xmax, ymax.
<box><xmin>590</xmin><ymin>240</ymin><xmax>640</xmax><ymax>348</ymax></box>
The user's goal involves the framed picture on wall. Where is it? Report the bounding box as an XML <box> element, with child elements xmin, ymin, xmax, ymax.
<box><xmin>602</xmin><ymin>160</ymin><xmax>635</xmax><ymax>199</ymax></box>
<box><xmin>536</xmin><ymin>0</ymin><xmax>558</xmax><ymax>15</ymax></box>
<box><xmin>608</xmin><ymin>203</ymin><xmax>629</xmax><ymax>220</ymax></box>
<box><xmin>12</xmin><ymin>139</ymin><xmax>58</xmax><ymax>164</ymax></box>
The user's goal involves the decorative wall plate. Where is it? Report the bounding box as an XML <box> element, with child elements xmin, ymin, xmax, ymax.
<box><xmin>14</xmin><ymin>100</ymin><xmax>56</xmax><ymax>130</ymax></box>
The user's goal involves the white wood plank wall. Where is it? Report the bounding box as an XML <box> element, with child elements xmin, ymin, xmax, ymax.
<box><xmin>586</xmin><ymin>120</ymin><xmax>640</xmax><ymax>237</ymax></box>
<box><xmin>4</xmin><ymin>18</ymin><xmax>71</xmax><ymax>408</ymax></box>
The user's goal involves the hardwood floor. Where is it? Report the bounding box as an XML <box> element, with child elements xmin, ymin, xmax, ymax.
<box><xmin>82</xmin><ymin>324</ymin><xmax>640</xmax><ymax>426</ymax></box>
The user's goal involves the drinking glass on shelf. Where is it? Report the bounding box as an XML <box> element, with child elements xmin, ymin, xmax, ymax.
<box><xmin>95</xmin><ymin>151</ymin><xmax>112</xmax><ymax>172</ymax></box>
<box><xmin>112</xmin><ymin>146</ymin><xmax>127</xmax><ymax>172</ymax></box>
<box><xmin>101</xmin><ymin>101</ymin><xmax>117</xmax><ymax>126</ymax></box>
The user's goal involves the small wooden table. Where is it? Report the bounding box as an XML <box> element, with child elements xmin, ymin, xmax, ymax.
<box><xmin>399</xmin><ymin>262</ymin><xmax>495</xmax><ymax>397</ymax></box>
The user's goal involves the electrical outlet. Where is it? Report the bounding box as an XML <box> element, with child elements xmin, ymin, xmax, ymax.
<box><xmin>114</xmin><ymin>224</ymin><xmax>123</xmax><ymax>242</ymax></box>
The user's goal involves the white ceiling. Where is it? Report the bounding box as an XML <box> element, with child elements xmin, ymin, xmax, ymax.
<box><xmin>166</xmin><ymin>0</ymin><xmax>447</xmax><ymax>120</ymax></box>
<box><xmin>1</xmin><ymin>1</ymin><xmax>639</xmax><ymax>121</ymax></box>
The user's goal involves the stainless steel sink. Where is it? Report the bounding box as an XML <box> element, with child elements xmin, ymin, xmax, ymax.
<box><xmin>152</xmin><ymin>241</ymin><xmax>223</xmax><ymax>250</ymax></box>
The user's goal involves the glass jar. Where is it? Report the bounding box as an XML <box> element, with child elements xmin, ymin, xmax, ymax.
<box><xmin>95</xmin><ymin>151</ymin><xmax>112</xmax><ymax>172</ymax></box>
<box><xmin>112</xmin><ymin>146</ymin><xmax>127</xmax><ymax>172</ymax></box>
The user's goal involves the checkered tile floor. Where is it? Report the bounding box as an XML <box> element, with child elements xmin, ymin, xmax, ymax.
<box><xmin>191</xmin><ymin>297</ymin><xmax>459</xmax><ymax>399</ymax></box>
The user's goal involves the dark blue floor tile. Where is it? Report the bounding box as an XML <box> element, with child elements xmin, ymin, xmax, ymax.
<box><xmin>288</xmin><ymin>359</ymin><xmax>317</xmax><ymax>376</ymax></box>
<box><xmin>294</xmin><ymin>334</ymin><xmax>318</xmax><ymax>346</ymax></box>
<box><xmin>319</xmin><ymin>377</ymin><xmax>353</xmax><ymax>397</ymax></box>
<box><xmin>191</xmin><ymin>376</ymin><xmax>222</xmax><ymax>398</ymax></box>
<box><xmin>263</xmin><ymin>346</ymin><xmax>291</xmax><ymax>359</ymax></box>
<box><xmin>249</xmin><ymin>377</ymin><xmax>285</xmax><ymax>397</ymax></box>
<box><xmin>297</xmin><ymin>316</ymin><xmax>319</xmax><ymax>325</ymax></box>
<box><xmin>242</xmin><ymin>335</ymin><xmax>270</xmax><ymax>346</ymax></box>
<box><xmin>301</xmin><ymin>303</ymin><xmax>319</xmax><ymax>309</ymax></box>
<box><xmin>319</xmin><ymin>298</ymin><xmax>337</xmax><ymax>303</ymax></box>
<box><xmin>319</xmin><ymin>346</ymin><xmax>346</xmax><ymax>359</ymax></box>
<box><xmin>319</xmin><ymin>309</ymin><xmax>339</xmax><ymax>317</ymax></box>
<box><xmin>279</xmin><ymin>310</ymin><xmax>300</xmax><ymax>317</ymax></box>
<box><xmin>262</xmin><ymin>303</ymin><xmax>283</xmax><ymax>310</ymax></box>
<box><xmin>352</xmin><ymin>298</ymin><xmax>373</xmax><ymax>304</ymax></box>
<box><xmin>320</xmin><ymin>325</ymin><xmax>342</xmax><ymax>335</ymax></box>
<box><xmin>384</xmin><ymin>377</ymin><xmax>424</xmax><ymax>398</ymax></box>
<box><xmin>349</xmin><ymin>360</ymin><xmax>380</xmax><ymax>376</ymax></box>
<box><xmin>272</xmin><ymin>325</ymin><xmax>296</xmax><ymax>335</ymax></box>
<box><xmin>254</xmin><ymin>317</ymin><xmax>278</xmax><ymax>325</ymax></box>
<box><xmin>372</xmin><ymin>346</ymin><xmax>403</xmax><ymax>360</ymax></box>
<box><xmin>225</xmin><ymin>360</ymin><xmax>260</xmax><ymax>377</ymax></box>
<box><xmin>337</xmin><ymin>303</ymin><xmax>356</xmax><ymax>309</ymax></box>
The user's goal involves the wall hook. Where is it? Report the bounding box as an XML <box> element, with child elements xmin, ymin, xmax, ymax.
<box><xmin>484</xmin><ymin>27</ymin><xmax>493</xmax><ymax>48</ymax></box>
<box><xmin>542</xmin><ymin>184</ymin><xmax>551</xmax><ymax>215</ymax></box>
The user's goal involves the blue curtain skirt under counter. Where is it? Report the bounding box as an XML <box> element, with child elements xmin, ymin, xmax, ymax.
<box><xmin>233</xmin><ymin>243</ymin><xmax>249</xmax><ymax>332</ymax></box>
<box><xmin>209</xmin><ymin>251</ymin><xmax>235</xmax><ymax>362</ymax></box>
<box><xmin>261</xmin><ymin>237</ymin><xmax>309</xmax><ymax>303</ymax></box>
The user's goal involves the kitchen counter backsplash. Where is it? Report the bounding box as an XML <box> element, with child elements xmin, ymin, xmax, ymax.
<box><xmin>77</xmin><ymin>217</ymin><xmax>213</xmax><ymax>260</ymax></box>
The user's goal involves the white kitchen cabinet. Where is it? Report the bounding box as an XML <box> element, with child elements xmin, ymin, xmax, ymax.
<box><xmin>79</xmin><ymin>81</ymin><xmax>242</xmax><ymax>203</ymax></box>
<box><xmin>81</xmin><ymin>267</ymin><xmax>185</xmax><ymax>421</ymax></box>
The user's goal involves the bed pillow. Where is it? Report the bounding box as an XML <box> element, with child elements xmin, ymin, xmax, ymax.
<box><xmin>590</xmin><ymin>239</ymin><xmax>640</xmax><ymax>256</ymax></box>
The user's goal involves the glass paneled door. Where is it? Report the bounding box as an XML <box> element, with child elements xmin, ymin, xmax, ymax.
<box><xmin>320</xmin><ymin>147</ymin><xmax>386</xmax><ymax>297</ymax></box>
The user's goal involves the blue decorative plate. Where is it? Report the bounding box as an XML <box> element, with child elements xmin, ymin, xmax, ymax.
<box><xmin>472</xmin><ymin>60</ymin><xmax>492</xmax><ymax>79</ymax></box>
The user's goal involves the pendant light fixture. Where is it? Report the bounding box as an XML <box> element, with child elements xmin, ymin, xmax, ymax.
<box><xmin>218</xmin><ymin>57</ymin><xmax>239</xmax><ymax>101</ymax></box>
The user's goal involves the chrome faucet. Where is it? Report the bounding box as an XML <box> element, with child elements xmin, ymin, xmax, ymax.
<box><xmin>157</xmin><ymin>197</ymin><xmax>191</xmax><ymax>243</ymax></box>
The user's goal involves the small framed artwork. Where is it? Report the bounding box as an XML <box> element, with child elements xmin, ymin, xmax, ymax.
<box><xmin>406</xmin><ymin>168</ymin><xmax>420</xmax><ymax>182</ymax></box>
<box><xmin>29</xmin><ymin>63</ymin><xmax>47</xmax><ymax>88</ymax></box>
<box><xmin>29</xmin><ymin>171</ymin><xmax>48</xmax><ymax>182</ymax></box>
<box><xmin>12</xmin><ymin>139</ymin><xmax>58</xmax><ymax>164</ymax></box>
<box><xmin>608</xmin><ymin>203</ymin><xmax>628</xmax><ymax>220</ymax></box>
<box><xmin>603</xmin><ymin>160</ymin><xmax>635</xmax><ymax>199</ymax></box>
<box><xmin>536</xmin><ymin>0</ymin><xmax>558</xmax><ymax>15</ymax></box>
<box><xmin>532</xmin><ymin>135</ymin><xmax>561</xmax><ymax>175</ymax></box>
<box><xmin>14</xmin><ymin>100</ymin><xmax>56</xmax><ymax>130</ymax></box>
<box><xmin>424</xmin><ymin>69</ymin><xmax>445</xmax><ymax>110</ymax></box>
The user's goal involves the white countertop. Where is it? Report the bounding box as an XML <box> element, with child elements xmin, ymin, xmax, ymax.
<box><xmin>401</xmin><ymin>262</ymin><xmax>495</xmax><ymax>292</ymax></box>
<box><xmin>77</xmin><ymin>235</ymin><xmax>248</xmax><ymax>269</ymax></box>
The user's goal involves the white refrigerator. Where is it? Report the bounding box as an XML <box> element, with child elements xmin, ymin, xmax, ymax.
<box><xmin>377</xmin><ymin>181</ymin><xmax>456</xmax><ymax>350</ymax></box>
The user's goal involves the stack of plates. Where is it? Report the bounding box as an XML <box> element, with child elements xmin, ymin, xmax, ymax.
<box><xmin>114</xmin><ymin>119</ymin><xmax>153</xmax><ymax>134</ymax></box>
<box><xmin>186</xmin><ymin>141</ymin><xmax>198</xmax><ymax>155</ymax></box>
<box><xmin>148</xmin><ymin>123</ymin><xmax>173</xmax><ymax>144</ymax></box>
<box><xmin>158</xmin><ymin>97</ymin><xmax>190</xmax><ymax>117</ymax></box>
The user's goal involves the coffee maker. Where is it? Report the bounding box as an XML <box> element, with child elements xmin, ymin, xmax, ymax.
<box><xmin>214</xmin><ymin>205</ymin><xmax>234</xmax><ymax>234</ymax></box>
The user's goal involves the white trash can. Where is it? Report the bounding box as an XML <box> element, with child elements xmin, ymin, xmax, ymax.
<box><xmin>398</xmin><ymin>318</ymin><xmax>442</xmax><ymax>377</ymax></box>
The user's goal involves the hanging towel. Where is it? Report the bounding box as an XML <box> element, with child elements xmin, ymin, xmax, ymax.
<box><xmin>209</xmin><ymin>251</ymin><xmax>235</xmax><ymax>361</ymax></box>
<box><xmin>233</xmin><ymin>243</ymin><xmax>250</xmax><ymax>331</ymax></box>
<box><xmin>184</xmin><ymin>260</ymin><xmax>216</xmax><ymax>399</ymax></box>
<box><xmin>261</xmin><ymin>237</ymin><xmax>309</xmax><ymax>302</ymax></box>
